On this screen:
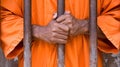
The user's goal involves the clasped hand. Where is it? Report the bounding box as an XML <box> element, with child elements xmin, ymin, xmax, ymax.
<box><xmin>32</xmin><ymin>12</ymin><xmax>88</xmax><ymax>44</ymax></box>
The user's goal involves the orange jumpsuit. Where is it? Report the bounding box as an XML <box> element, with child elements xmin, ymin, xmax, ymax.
<box><xmin>1</xmin><ymin>0</ymin><xmax>120</xmax><ymax>67</ymax></box>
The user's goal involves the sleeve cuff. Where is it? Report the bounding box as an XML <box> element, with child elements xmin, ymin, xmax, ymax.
<box><xmin>1</xmin><ymin>18</ymin><xmax>24</xmax><ymax>59</ymax></box>
<box><xmin>6</xmin><ymin>31</ymin><xmax>23</xmax><ymax>59</ymax></box>
<box><xmin>98</xmin><ymin>15</ymin><xmax>120</xmax><ymax>50</ymax></box>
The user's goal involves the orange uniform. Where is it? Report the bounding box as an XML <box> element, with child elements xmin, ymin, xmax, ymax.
<box><xmin>1</xmin><ymin>0</ymin><xmax>120</xmax><ymax>67</ymax></box>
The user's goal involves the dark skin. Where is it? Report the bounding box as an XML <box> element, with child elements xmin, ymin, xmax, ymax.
<box><xmin>56</xmin><ymin>12</ymin><xmax>106</xmax><ymax>39</ymax></box>
<box><xmin>32</xmin><ymin>12</ymin><xmax>106</xmax><ymax>44</ymax></box>
<box><xmin>56</xmin><ymin>12</ymin><xmax>89</xmax><ymax>37</ymax></box>
<box><xmin>32</xmin><ymin>20</ymin><xmax>69</xmax><ymax>44</ymax></box>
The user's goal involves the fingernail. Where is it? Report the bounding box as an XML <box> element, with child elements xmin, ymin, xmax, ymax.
<box><xmin>53</xmin><ymin>13</ymin><xmax>57</xmax><ymax>19</ymax></box>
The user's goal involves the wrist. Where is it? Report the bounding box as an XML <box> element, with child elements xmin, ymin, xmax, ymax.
<box><xmin>32</xmin><ymin>25</ymin><xmax>39</xmax><ymax>39</ymax></box>
<box><xmin>78</xmin><ymin>19</ymin><xmax>89</xmax><ymax>34</ymax></box>
<box><xmin>32</xmin><ymin>25</ymin><xmax>51</xmax><ymax>43</ymax></box>
<box><xmin>32</xmin><ymin>25</ymin><xmax>46</xmax><ymax>39</ymax></box>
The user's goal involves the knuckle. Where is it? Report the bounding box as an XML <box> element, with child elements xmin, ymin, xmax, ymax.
<box><xmin>68</xmin><ymin>19</ymin><xmax>72</xmax><ymax>22</ymax></box>
<box><xmin>66</xmin><ymin>26</ymin><xmax>69</xmax><ymax>31</ymax></box>
<box><xmin>52</xmin><ymin>33</ymin><xmax>56</xmax><ymax>37</ymax></box>
<box><xmin>52</xmin><ymin>28</ymin><xmax>56</xmax><ymax>31</ymax></box>
<box><xmin>69</xmin><ymin>24</ymin><xmax>72</xmax><ymax>28</ymax></box>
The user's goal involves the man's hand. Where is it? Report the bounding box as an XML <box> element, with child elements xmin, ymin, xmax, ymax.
<box><xmin>32</xmin><ymin>20</ymin><xmax>69</xmax><ymax>44</ymax></box>
<box><xmin>56</xmin><ymin>12</ymin><xmax>89</xmax><ymax>37</ymax></box>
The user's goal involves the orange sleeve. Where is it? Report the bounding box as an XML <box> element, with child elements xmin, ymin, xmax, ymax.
<box><xmin>98</xmin><ymin>0</ymin><xmax>120</xmax><ymax>53</ymax></box>
<box><xmin>0</xmin><ymin>0</ymin><xmax>23</xmax><ymax>59</ymax></box>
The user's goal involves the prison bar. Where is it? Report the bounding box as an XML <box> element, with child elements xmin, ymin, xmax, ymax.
<box><xmin>23</xmin><ymin>0</ymin><xmax>97</xmax><ymax>67</ymax></box>
<box><xmin>57</xmin><ymin>0</ymin><xmax>65</xmax><ymax>67</ymax></box>
<box><xmin>23</xmin><ymin>0</ymin><xmax>32</xmax><ymax>67</ymax></box>
<box><xmin>89</xmin><ymin>0</ymin><xmax>98</xmax><ymax>67</ymax></box>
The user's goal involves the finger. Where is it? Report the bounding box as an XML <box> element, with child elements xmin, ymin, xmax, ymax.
<box><xmin>56</xmin><ymin>14</ymin><xmax>70</xmax><ymax>23</ymax></box>
<box><xmin>57</xmin><ymin>24</ymin><xmax>69</xmax><ymax>32</ymax></box>
<box><xmin>53</xmin><ymin>28</ymin><xmax>68</xmax><ymax>35</ymax></box>
<box><xmin>52</xmin><ymin>27</ymin><xmax>69</xmax><ymax>36</ymax></box>
<box><xmin>60</xmin><ymin>18</ymin><xmax>72</xmax><ymax>24</ymax></box>
<box><xmin>53</xmin><ymin>23</ymin><xmax>69</xmax><ymax>32</ymax></box>
<box><xmin>52</xmin><ymin>23</ymin><xmax>69</xmax><ymax>35</ymax></box>
<box><xmin>52</xmin><ymin>32</ymin><xmax>68</xmax><ymax>40</ymax></box>
<box><xmin>56</xmin><ymin>15</ymin><xmax>66</xmax><ymax>22</ymax></box>
<box><xmin>61</xmin><ymin>21</ymin><xmax>72</xmax><ymax>29</ymax></box>
<box><xmin>59</xmin><ymin>18</ymin><xmax>72</xmax><ymax>29</ymax></box>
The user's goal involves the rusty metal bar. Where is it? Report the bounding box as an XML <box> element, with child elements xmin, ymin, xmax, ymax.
<box><xmin>23</xmin><ymin>0</ymin><xmax>32</xmax><ymax>67</ymax></box>
<box><xmin>57</xmin><ymin>0</ymin><xmax>65</xmax><ymax>67</ymax></box>
<box><xmin>89</xmin><ymin>0</ymin><xmax>97</xmax><ymax>67</ymax></box>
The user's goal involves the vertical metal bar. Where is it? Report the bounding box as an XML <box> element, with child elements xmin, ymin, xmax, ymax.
<box><xmin>57</xmin><ymin>0</ymin><xmax>65</xmax><ymax>67</ymax></box>
<box><xmin>23</xmin><ymin>0</ymin><xmax>32</xmax><ymax>67</ymax></box>
<box><xmin>89</xmin><ymin>0</ymin><xmax>97</xmax><ymax>67</ymax></box>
